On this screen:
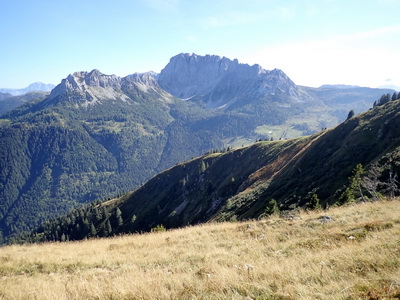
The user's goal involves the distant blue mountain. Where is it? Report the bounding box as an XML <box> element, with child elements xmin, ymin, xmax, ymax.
<box><xmin>0</xmin><ymin>82</ymin><xmax>55</xmax><ymax>96</ymax></box>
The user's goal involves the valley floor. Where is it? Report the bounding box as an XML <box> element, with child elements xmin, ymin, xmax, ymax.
<box><xmin>0</xmin><ymin>199</ymin><xmax>399</xmax><ymax>299</ymax></box>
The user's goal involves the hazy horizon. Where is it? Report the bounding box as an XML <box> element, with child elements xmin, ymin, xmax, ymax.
<box><xmin>1</xmin><ymin>0</ymin><xmax>399</xmax><ymax>90</ymax></box>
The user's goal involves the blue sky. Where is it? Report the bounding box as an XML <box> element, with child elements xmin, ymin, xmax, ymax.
<box><xmin>1</xmin><ymin>0</ymin><xmax>399</xmax><ymax>89</ymax></box>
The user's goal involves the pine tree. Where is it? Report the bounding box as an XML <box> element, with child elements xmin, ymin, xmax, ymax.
<box><xmin>90</xmin><ymin>223</ymin><xmax>97</xmax><ymax>237</ymax></box>
<box><xmin>200</xmin><ymin>160</ymin><xmax>206</xmax><ymax>173</ymax></box>
<box><xmin>265</xmin><ymin>199</ymin><xmax>280</xmax><ymax>215</ymax></box>
<box><xmin>309</xmin><ymin>193</ymin><xmax>321</xmax><ymax>210</ymax></box>
<box><xmin>74</xmin><ymin>223</ymin><xmax>81</xmax><ymax>239</ymax></box>
<box><xmin>353</xmin><ymin>164</ymin><xmax>366</xmax><ymax>201</ymax></box>
<box><xmin>346</xmin><ymin>109</ymin><xmax>355</xmax><ymax>120</ymax></box>
<box><xmin>131</xmin><ymin>215</ymin><xmax>137</xmax><ymax>223</ymax></box>
<box><xmin>101</xmin><ymin>206</ymin><xmax>110</xmax><ymax>220</ymax></box>
<box><xmin>82</xmin><ymin>218</ymin><xmax>90</xmax><ymax>235</ymax></box>
<box><xmin>105</xmin><ymin>219</ymin><xmax>112</xmax><ymax>236</ymax></box>
<box><xmin>382</xmin><ymin>94</ymin><xmax>391</xmax><ymax>105</ymax></box>
<box><xmin>338</xmin><ymin>164</ymin><xmax>365</xmax><ymax>204</ymax></box>
<box><xmin>95</xmin><ymin>207</ymin><xmax>102</xmax><ymax>221</ymax></box>
<box><xmin>375</xmin><ymin>94</ymin><xmax>388</xmax><ymax>106</ymax></box>
<box><xmin>117</xmin><ymin>215</ymin><xmax>123</xmax><ymax>227</ymax></box>
<box><xmin>115</xmin><ymin>208</ymin><xmax>123</xmax><ymax>227</ymax></box>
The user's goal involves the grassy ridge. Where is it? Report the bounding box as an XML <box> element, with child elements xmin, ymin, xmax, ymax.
<box><xmin>1</xmin><ymin>199</ymin><xmax>399</xmax><ymax>299</ymax></box>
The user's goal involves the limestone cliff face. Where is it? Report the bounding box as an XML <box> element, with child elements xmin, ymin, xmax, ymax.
<box><xmin>46</xmin><ymin>70</ymin><xmax>172</xmax><ymax>107</ymax></box>
<box><xmin>157</xmin><ymin>53</ymin><xmax>304</xmax><ymax>108</ymax></box>
<box><xmin>158</xmin><ymin>53</ymin><xmax>254</xmax><ymax>99</ymax></box>
<box><xmin>48</xmin><ymin>69</ymin><xmax>124</xmax><ymax>103</ymax></box>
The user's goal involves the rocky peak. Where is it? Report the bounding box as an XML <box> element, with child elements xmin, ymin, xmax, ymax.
<box><xmin>257</xmin><ymin>68</ymin><xmax>299</xmax><ymax>98</ymax></box>
<box><xmin>47</xmin><ymin>70</ymin><xmax>128</xmax><ymax>106</ymax></box>
<box><xmin>50</xmin><ymin>69</ymin><xmax>122</xmax><ymax>97</ymax></box>
<box><xmin>67</xmin><ymin>69</ymin><xmax>121</xmax><ymax>88</ymax></box>
<box><xmin>157</xmin><ymin>53</ymin><xmax>301</xmax><ymax>107</ymax></box>
<box><xmin>158</xmin><ymin>54</ymin><xmax>219</xmax><ymax>98</ymax></box>
<box><xmin>158</xmin><ymin>53</ymin><xmax>262</xmax><ymax>99</ymax></box>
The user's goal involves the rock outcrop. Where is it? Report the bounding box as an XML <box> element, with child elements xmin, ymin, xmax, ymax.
<box><xmin>157</xmin><ymin>53</ymin><xmax>304</xmax><ymax>108</ymax></box>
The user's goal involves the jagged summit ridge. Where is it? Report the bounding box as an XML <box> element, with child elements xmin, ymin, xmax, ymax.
<box><xmin>47</xmin><ymin>70</ymin><xmax>130</xmax><ymax>106</ymax></box>
<box><xmin>50</xmin><ymin>69</ymin><xmax>120</xmax><ymax>93</ymax></box>
<box><xmin>158</xmin><ymin>53</ymin><xmax>265</xmax><ymax>99</ymax></box>
<box><xmin>157</xmin><ymin>53</ymin><xmax>302</xmax><ymax>108</ymax></box>
<box><xmin>46</xmin><ymin>68</ymin><xmax>174</xmax><ymax>108</ymax></box>
<box><xmin>71</xmin><ymin>69</ymin><xmax>121</xmax><ymax>88</ymax></box>
<box><xmin>45</xmin><ymin>53</ymin><xmax>307</xmax><ymax>109</ymax></box>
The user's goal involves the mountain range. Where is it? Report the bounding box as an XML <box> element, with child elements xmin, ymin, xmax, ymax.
<box><xmin>0</xmin><ymin>83</ymin><xmax>54</xmax><ymax>115</ymax></box>
<box><xmin>0</xmin><ymin>53</ymin><xmax>395</xmax><ymax>243</ymax></box>
<box><xmin>0</xmin><ymin>82</ymin><xmax>55</xmax><ymax>96</ymax></box>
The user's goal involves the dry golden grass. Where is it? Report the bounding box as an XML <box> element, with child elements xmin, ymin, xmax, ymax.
<box><xmin>1</xmin><ymin>199</ymin><xmax>400</xmax><ymax>299</ymax></box>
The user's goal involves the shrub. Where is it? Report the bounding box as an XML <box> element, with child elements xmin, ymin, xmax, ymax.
<box><xmin>151</xmin><ymin>224</ymin><xmax>167</xmax><ymax>233</ymax></box>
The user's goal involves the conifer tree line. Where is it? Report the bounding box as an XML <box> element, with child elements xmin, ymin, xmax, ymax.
<box><xmin>373</xmin><ymin>92</ymin><xmax>400</xmax><ymax>107</ymax></box>
<box><xmin>11</xmin><ymin>200</ymin><xmax>126</xmax><ymax>244</ymax></box>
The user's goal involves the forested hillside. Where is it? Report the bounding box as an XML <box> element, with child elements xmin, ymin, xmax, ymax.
<box><xmin>22</xmin><ymin>97</ymin><xmax>400</xmax><ymax>243</ymax></box>
<box><xmin>0</xmin><ymin>92</ymin><xmax>49</xmax><ymax>115</ymax></box>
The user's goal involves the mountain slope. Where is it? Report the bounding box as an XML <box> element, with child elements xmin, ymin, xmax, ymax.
<box><xmin>0</xmin><ymin>92</ymin><xmax>49</xmax><ymax>115</ymax></box>
<box><xmin>0</xmin><ymin>53</ymin><xmax>395</xmax><ymax>242</ymax></box>
<box><xmin>25</xmin><ymin>98</ymin><xmax>400</xmax><ymax>243</ymax></box>
<box><xmin>0</xmin><ymin>92</ymin><xmax>12</xmax><ymax>101</ymax></box>
<box><xmin>219</xmin><ymin>99</ymin><xmax>400</xmax><ymax>220</ymax></box>
<box><xmin>117</xmin><ymin>98</ymin><xmax>400</xmax><ymax>230</ymax></box>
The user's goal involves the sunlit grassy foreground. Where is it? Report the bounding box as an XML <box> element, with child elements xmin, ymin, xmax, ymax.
<box><xmin>1</xmin><ymin>199</ymin><xmax>399</xmax><ymax>299</ymax></box>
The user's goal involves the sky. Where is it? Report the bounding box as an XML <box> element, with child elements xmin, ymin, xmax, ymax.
<box><xmin>0</xmin><ymin>0</ymin><xmax>399</xmax><ymax>89</ymax></box>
